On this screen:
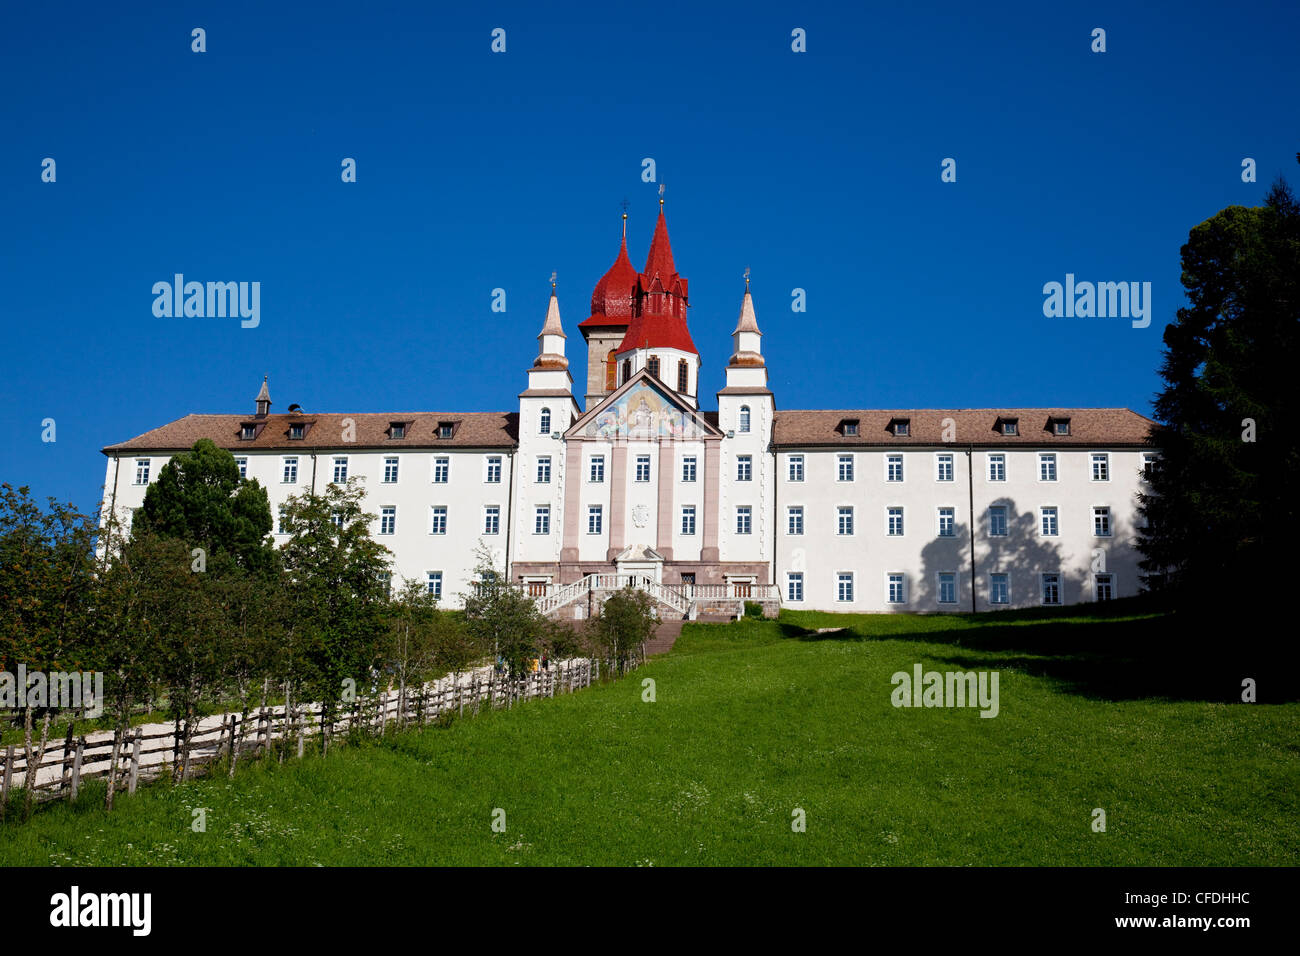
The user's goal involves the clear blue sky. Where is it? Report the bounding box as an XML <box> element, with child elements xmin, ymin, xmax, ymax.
<box><xmin>2</xmin><ymin>0</ymin><xmax>1296</xmax><ymax>515</ymax></box>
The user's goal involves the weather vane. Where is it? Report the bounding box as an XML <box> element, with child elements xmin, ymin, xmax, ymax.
<box><xmin>658</xmin><ymin>183</ymin><xmax>665</xmax><ymax>205</ymax></box>
<box><xmin>550</xmin><ymin>270</ymin><xmax>557</xmax><ymax>291</ymax></box>
<box><xmin>744</xmin><ymin>266</ymin><xmax>751</xmax><ymax>290</ymax></box>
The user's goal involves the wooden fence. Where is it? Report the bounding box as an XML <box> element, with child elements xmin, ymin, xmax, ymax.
<box><xmin>1</xmin><ymin>659</ymin><xmax>598</xmax><ymax>816</ymax></box>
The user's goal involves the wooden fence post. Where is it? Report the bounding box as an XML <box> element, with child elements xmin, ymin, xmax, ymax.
<box><xmin>2</xmin><ymin>745</ymin><xmax>13</xmax><ymax>816</ymax></box>
<box><xmin>128</xmin><ymin>728</ymin><xmax>142</xmax><ymax>794</ymax></box>
<box><xmin>69</xmin><ymin>737</ymin><xmax>85</xmax><ymax>801</ymax></box>
<box><xmin>60</xmin><ymin>725</ymin><xmax>74</xmax><ymax>794</ymax></box>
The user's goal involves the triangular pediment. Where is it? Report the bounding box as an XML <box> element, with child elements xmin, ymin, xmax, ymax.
<box><xmin>567</xmin><ymin>370</ymin><xmax>721</xmax><ymax>441</ymax></box>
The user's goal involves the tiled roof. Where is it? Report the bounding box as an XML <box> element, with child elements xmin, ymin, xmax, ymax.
<box><xmin>103</xmin><ymin>412</ymin><xmax>519</xmax><ymax>454</ymax></box>
<box><xmin>772</xmin><ymin>408</ymin><xmax>1154</xmax><ymax>447</ymax></box>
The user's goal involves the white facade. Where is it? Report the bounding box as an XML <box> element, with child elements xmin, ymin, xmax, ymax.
<box><xmin>101</xmin><ymin>217</ymin><xmax>1155</xmax><ymax>614</ymax></box>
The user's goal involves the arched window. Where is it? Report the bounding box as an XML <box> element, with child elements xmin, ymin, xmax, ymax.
<box><xmin>622</xmin><ymin>359</ymin><xmax>631</xmax><ymax>383</ymax></box>
<box><xmin>605</xmin><ymin>350</ymin><xmax>617</xmax><ymax>392</ymax></box>
<box><xmin>739</xmin><ymin>405</ymin><xmax>751</xmax><ymax>433</ymax></box>
<box><xmin>647</xmin><ymin>355</ymin><xmax>660</xmax><ymax>378</ymax></box>
<box><xmin>540</xmin><ymin>407</ymin><xmax>551</xmax><ymax>434</ymax></box>
<box><xmin>677</xmin><ymin>359</ymin><xmax>689</xmax><ymax>393</ymax></box>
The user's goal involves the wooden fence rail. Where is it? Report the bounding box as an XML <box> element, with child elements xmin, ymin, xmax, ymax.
<box><xmin>1</xmin><ymin>659</ymin><xmax>600</xmax><ymax>815</ymax></box>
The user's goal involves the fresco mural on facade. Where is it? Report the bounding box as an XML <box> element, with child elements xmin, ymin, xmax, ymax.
<box><xmin>585</xmin><ymin>382</ymin><xmax>706</xmax><ymax>440</ymax></box>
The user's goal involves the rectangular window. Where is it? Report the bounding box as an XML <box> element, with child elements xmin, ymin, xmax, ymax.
<box><xmin>887</xmin><ymin>506</ymin><xmax>904</xmax><ymax>536</ymax></box>
<box><xmin>939</xmin><ymin>572</ymin><xmax>956</xmax><ymax>604</ymax></box>
<box><xmin>1093</xmin><ymin>506</ymin><xmax>1111</xmax><ymax>536</ymax></box>
<box><xmin>534</xmin><ymin>506</ymin><xmax>550</xmax><ymax>535</ymax></box>
<box><xmin>787</xmin><ymin>572</ymin><xmax>804</xmax><ymax>602</ymax></box>
<box><xmin>433</xmin><ymin>457</ymin><xmax>449</xmax><ymax>483</ymax></box>
<box><xmin>788</xmin><ymin>506</ymin><xmax>804</xmax><ymax>535</ymax></box>
<box><xmin>282</xmin><ymin>457</ymin><xmax>298</xmax><ymax>484</ymax></box>
<box><xmin>330</xmin><ymin>511</ymin><xmax>344</xmax><ymax>529</ymax></box>
<box><xmin>1039</xmin><ymin>453</ymin><xmax>1057</xmax><ymax>482</ymax></box>
<box><xmin>1041</xmin><ymin>506</ymin><xmax>1059</xmax><ymax>536</ymax></box>
<box><xmin>289</xmin><ymin>423</ymin><xmax>305</xmax><ymax>440</ymax></box>
<box><xmin>379</xmin><ymin>506</ymin><xmax>396</xmax><ymax>535</ymax></box>
<box><xmin>681</xmin><ymin>506</ymin><xmax>696</xmax><ymax>536</ymax></box>
<box><xmin>837</xmin><ymin>506</ymin><xmax>854</xmax><ymax>536</ymax></box>
<box><xmin>426</xmin><ymin>571</ymin><xmax>442</xmax><ymax>599</ymax></box>
<box><xmin>1001</xmin><ymin>419</ymin><xmax>1019</xmax><ymax>436</ymax></box>
<box><xmin>886</xmin><ymin>454</ymin><xmax>903</xmax><ymax>482</ymax></box>
<box><xmin>938</xmin><ymin>507</ymin><xmax>955</xmax><ymax>537</ymax></box>
<box><xmin>936</xmin><ymin>454</ymin><xmax>954</xmax><ymax>482</ymax></box>
<box><xmin>1095</xmin><ymin>573</ymin><xmax>1114</xmax><ymax>601</ymax></box>
<box><xmin>837</xmin><ymin>573</ymin><xmax>854</xmax><ymax>602</ymax></box>
<box><xmin>383</xmin><ymin>457</ymin><xmax>399</xmax><ymax>483</ymax></box>
<box><xmin>240</xmin><ymin>424</ymin><xmax>256</xmax><ymax>441</ymax></box>
<box><xmin>390</xmin><ymin>422</ymin><xmax>406</xmax><ymax>440</ymax></box>
<box><xmin>438</xmin><ymin>423</ymin><xmax>454</xmax><ymax>439</ymax></box>
<box><xmin>484</xmin><ymin>506</ymin><xmax>500</xmax><ymax>535</ymax></box>
<box><xmin>1042</xmin><ymin>572</ymin><xmax>1062</xmax><ymax>605</ymax></box>
<box><xmin>536</xmin><ymin>457</ymin><xmax>551</xmax><ymax>483</ymax></box>
<box><xmin>988</xmin><ymin>454</ymin><xmax>1006</xmax><ymax>482</ymax></box>
<box><xmin>277</xmin><ymin>506</ymin><xmax>289</xmax><ymax>535</ymax></box>
<box><xmin>1053</xmin><ymin>418</ymin><xmax>1071</xmax><ymax>436</ymax></box>
<box><xmin>1091</xmin><ymin>453</ymin><xmax>1110</xmax><ymax>481</ymax></box>
<box><xmin>737</xmin><ymin>455</ymin><xmax>752</xmax><ymax>481</ymax></box>
<box><xmin>888</xmin><ymin>573</ymin><xmax>906</xmax><ymax>604</ymax></box>
<box><xmin>430</xmin><ymin>506</ymin><xmax>447</xmax><ymax>535</ymax></box>
<box><xmin>837</xmin><ymin>455</ymin><xmax>855</xmax><ymax>482</ymax></box>
<box><xmin>134</xmin><ymin>459</ymin><xmax>150</xmax><ymax>485</ymax></box>
<box><xmin>379</xmin><ymin>572</ymin><xmax>392</xmax><ymax>599</ymax></box>
<box><xmin>1143</xmin><ymin>454</ymin><xmax>1157</xmax><ymax>481</ymax></box>
<box><xmin>235</xmin><ymin>457</ymin><xmax>247</xmax><ymax>479</ymax></box>
<box><xmin>990</xmin><ymin>573</ymin><xmax>1009</xmax><ymax>605</ymax></box>
<box><xmin>989</xmin><ymin>505</ymin><xmax>1007</xmax><ymax>537</ymax></box>
<box><xmin>682</xmin><ymin>456</ymin><xmax>697</xmax><ymax>482</ymax></box>
<box><xmin>636</xmin><ymin>455</ymin><xmax>651</xmax><ymax>482</ymax></box>
<box><xmin>587</xmin><ymin>505</ymin><xmax>602</xmax><ymax>535</ymax></box>
<box><xmin>333</xmin><ymin>457</ymin><xmax>348</xmax><ymax>483</ymax></box>
<box><xmin>486</xmin><ymin>457</ymin><xmax>502</xmax><ymax>483</ymax></box>
<box><xmin>736</xmin><ymin>506</ymin><xmax>752</xmax><ymax>535</ymax></box>
<box><xmin>788</xmin><ymin>455</ymin><xmax>804</xmax><ymax>482</ymax></box>
<box><xmin>590</xmin><ymin>455</ymin><xmax>605</xmax><ymax>483</ymax></box>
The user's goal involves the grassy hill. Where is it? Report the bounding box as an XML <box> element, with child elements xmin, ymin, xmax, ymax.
<box><xmin>3</xmin><ymin>601</ymin><xmax>1297</xmax><ymax>866</ymax></box>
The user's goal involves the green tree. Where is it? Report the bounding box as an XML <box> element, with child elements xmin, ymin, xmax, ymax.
<box><xmin>383</xmin><ymin>578</ymin><xmax>441</xmax><ymax>726</ymax></box>
<box><xmin>133</xmin><ymin>438</ymin><xmax>276</xmax><ymax>574</ymax></box>
<box><xmin>279</xmin><ymin>481</ymin><xmax>391</xmax><ymax>731</ymax></box>
<box><xmin>0</xmin><ymin>485</ymin><xmax>99</xmax><ymax>817</ymax></box>
<box><xmin>460</xmin><ymin>544</ymin><xmax>548</xmax><ymax>678</ymax></box>
<box><xmin>1139</xmin><ymin>165</ymin><xmax>1300</xmax><ymax>601</ymax></box>
<box><xmin>588</xmin><ymin>586</ymin><xmax>656</xmax><ymax>674</ymax></box>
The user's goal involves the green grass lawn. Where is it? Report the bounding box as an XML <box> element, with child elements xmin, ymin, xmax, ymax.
<box><xmin>3</xmin><ymin>601</ymin><xmax>1297</xmax><ymax>866</ymax></box>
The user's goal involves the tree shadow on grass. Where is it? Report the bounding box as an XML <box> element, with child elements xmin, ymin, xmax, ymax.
<box><xmin>778</xmin><ymin>598</ymin><xmax>1298</xmax><ymax>703</ymax></box>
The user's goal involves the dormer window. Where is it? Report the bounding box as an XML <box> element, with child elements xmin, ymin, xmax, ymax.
<box><xmin>891</xmin><ymin>418</ymin><xmax>911</xmax><ymax>437</ymax></box>
<box><xmin>1051</xmin><ymin>417</ymin><xmax>1071</xmax><ymax>436</ymax></box>
<box><xmin>288</xmin><ymin>423</ymin><xmax>306</xmax><ymax>440</ymax></box>
<box><xmin>240</xmin><ymin>423</ymin><xmax>256</xmax><ymax>441</ymax></box>
<box><xmin>436</xmin><ymin>421</ymin><xmax>456</xmax><ymax>439</ymax></box>
<box><xmin>998</xmin><ymin>418</ymin><xmax>1019</xmax><ymax>436</ymax></box>
<box><xmin>389</xmin><ymin>422</ymin><xmax>406</xmax><ymax>440</ymax></box>
<box><xmin>839</xmin><ymin>419</ymin><xmax>860</xmax><ymax>437</ymax></box>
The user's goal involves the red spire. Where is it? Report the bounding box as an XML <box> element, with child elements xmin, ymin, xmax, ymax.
<box><xmin>642</xmin><ymin>207</ymin><xmax>677</xmax><ymax>281</ymax></box>
<box><xmin>616</xmin><ymin>204</ymin><xmax>697</xmax><ymax>356</ymax></box>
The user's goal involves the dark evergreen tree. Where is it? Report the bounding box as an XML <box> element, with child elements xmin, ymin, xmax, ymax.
<box><xmin>1139</xmin><ymin>163</ymin><xmax>1299</xmax><ymax>609</ymax></box>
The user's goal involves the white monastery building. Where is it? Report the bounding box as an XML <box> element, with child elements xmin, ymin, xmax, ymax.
<box><xmin>102</xmin><ymin>204</ymin><xmax>1156</xmax><ymax>616</ymax></box>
